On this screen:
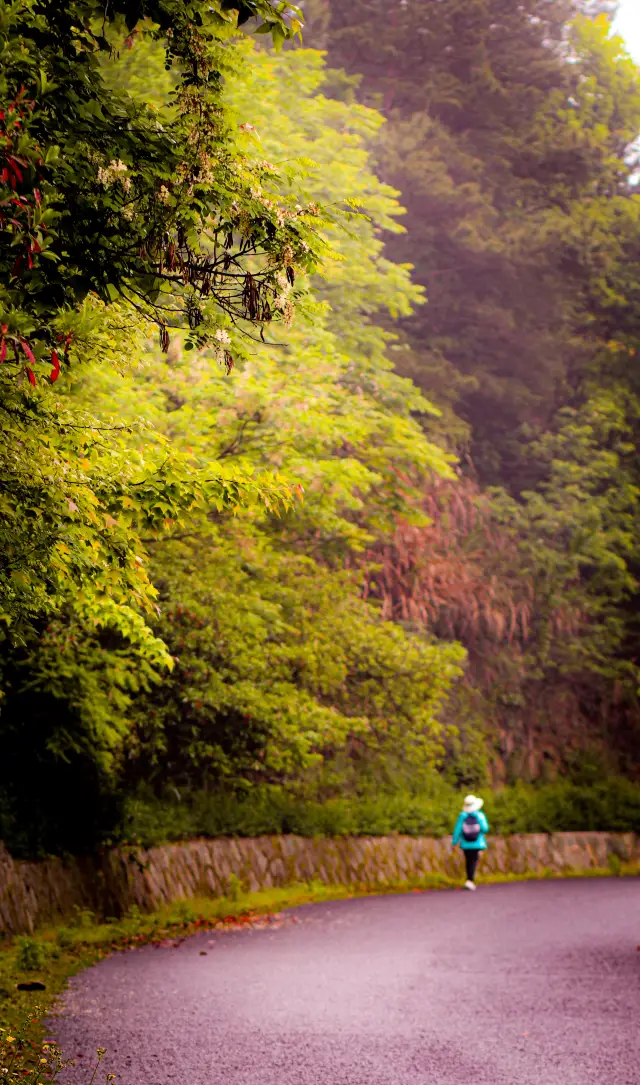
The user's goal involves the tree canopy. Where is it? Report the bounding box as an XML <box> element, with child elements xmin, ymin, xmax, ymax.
<box><xmin>2</xmin><ymin>0</ymin><xmax>640</xmax><ymax>856</ymax></box>
<box><xmin>0</xmin><ymin>0</ymin><xmax>327</xmax><ymax>644</ymax></box>
<box><xmin>0</xmin><ymin>33</ymin><xmax>464</xmax><ymax>855</ymax></box>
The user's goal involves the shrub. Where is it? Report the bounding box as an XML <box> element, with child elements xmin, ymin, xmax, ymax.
<box><xmin>119</xmin><ymin>776</ymin><xmax>640</xmax><ymax>846</ymax></box>
<box><xmin>69</xmin><ymin>907</ymin><xmax>96</xmax><ymax>929</ymax></box>
<box><xmin>15</xmin><ymin>938</ymin><xmax>45</xmax><ymax>972</ymax></box>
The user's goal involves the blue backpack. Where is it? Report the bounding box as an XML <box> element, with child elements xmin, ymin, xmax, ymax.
<box><xmin>461</xmin><ymin>813</ymin><xmax>482</xmax><ymax>843</ymax></box>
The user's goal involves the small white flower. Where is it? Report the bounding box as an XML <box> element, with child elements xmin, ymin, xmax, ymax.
<box><xmin>214</xmin><ymin>328</ymin><xmax>231</xmax><ymax>344</ymax></box>
<box><xmin>97</xmin><ymin>159</ymin><xmax>130</xmax><ymax>189</ymax></box>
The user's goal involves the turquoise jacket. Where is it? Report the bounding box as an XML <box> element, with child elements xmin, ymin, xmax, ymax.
<box><xmin>452</xmin><ymin>809</ymin><xmax>489</xmax><ymax>850</ymax></box>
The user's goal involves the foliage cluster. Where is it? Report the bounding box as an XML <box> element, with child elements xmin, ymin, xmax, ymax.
<box><xmin>1</xmin><ymin>0</ymin><xmax>319</xmax><ymax>360</ymax></box>
<box><xmin>0</xmin><ymin>0</ymin><xmax>322</xmax><ymax>645</ymax></box>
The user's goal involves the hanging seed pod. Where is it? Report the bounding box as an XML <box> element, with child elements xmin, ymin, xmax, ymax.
<box><xmin>187</xmin><ymin>304</ymin><xmax>203</xmax><ymax>329</ymax></box>
<box><xmin>242</xmin><ymin>273</ymin><xmax>260</xmax><ymax>320</ymax></box>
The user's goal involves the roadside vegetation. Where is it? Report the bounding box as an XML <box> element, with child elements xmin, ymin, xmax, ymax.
<box><xmin>122</xmin><ymin>776</ymin><xmax>640</xmax><ymax>847</ymax></box>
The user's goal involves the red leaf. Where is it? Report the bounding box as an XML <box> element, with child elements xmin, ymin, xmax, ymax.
<box><xmin>0</xmin><ymin>341</ymin><xmax>6</xmax><ymax>364</ymax></box>
<box><xmin>8</xmin><ymin>159</ymin><xmax>23</xmax><ymax>183</ymax></box>
<box><xmin>50</xmin><ymin>349</ymin><xmax>60</xmax><ymax>383</ymax></box>
<box><xmin>21</xmin><ymin>339</ymin><xmax>36</xmax><ymax>364</ymax></box>
<box><xmin>25</xmin><ymin>366</ymin><xmax>36</xmax><ymax>386</ymax></box>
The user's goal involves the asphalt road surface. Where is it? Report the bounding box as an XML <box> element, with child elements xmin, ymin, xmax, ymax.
<box><xmin>50</xmin><ymin>879</ymin><xmax>640</xmax><ymax>1085</ymax></box>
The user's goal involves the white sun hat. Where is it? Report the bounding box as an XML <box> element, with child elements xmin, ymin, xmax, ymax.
<box><xmin>462</xmin><ymin>794</ymin><xmax>484</xmax><ymax>813</ymax></box>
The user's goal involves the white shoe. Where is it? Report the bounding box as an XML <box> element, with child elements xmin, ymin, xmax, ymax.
<box><xmin>465</xmin><ymin>880</ymin><xmax>477</xmax><ymax>891</ymax></box>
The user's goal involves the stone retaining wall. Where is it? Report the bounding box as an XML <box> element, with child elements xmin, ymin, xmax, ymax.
<box><xmin>1</xmin><ymin>832</ymin><xmax>637</xmax><ymax>936</ymax></box>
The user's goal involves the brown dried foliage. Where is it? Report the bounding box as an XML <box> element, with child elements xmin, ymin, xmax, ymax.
<box><xmin>363</xmin><ymin>476</ymin><xmax>530</xmax><ymax>641</ymax></box>
<box><xmin>362</xmin><ymin>475</ymin><xmax>583</xmax><ymax>677</ymax></box>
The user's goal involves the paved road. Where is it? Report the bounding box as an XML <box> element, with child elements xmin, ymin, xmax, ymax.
<box><xmin>51</xmin><ymin>880</ymin><xmax>640</xmax><ymax>1085</ymax></box>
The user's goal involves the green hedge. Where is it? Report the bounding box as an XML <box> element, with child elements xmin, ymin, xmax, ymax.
<box><xmin>121</xmin><ymin>777</ymin><xmax>640</xmax><ymax>848</ymax></box>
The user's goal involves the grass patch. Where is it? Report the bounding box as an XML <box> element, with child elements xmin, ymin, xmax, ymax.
<box><xmin>477</xmin><ymin>862</ymin><xmax>640</xmax><ymax>885</ymax></box>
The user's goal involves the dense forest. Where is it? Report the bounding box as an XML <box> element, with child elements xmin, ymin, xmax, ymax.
<box><xmin>1</xmin><ymin>0</ymin><xmax>639</xmax><ymax>857</ymax></box>
<box><xmin>304</xmin><ymin>0</ymin><xmax>640</xmax><ymax>776</ymax></box>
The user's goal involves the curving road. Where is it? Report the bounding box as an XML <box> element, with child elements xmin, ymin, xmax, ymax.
<box><xmin>51</xmin><ymin>879</ymin><xmax>640</xmax><ymax>1085</ymax></box>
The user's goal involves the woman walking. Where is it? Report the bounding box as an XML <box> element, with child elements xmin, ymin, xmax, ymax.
<box><xmin>452</xmin><ymin>794</ymin><xmax>489</xmax><ymax>891</ymax></box>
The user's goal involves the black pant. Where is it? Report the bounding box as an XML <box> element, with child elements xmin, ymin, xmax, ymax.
<box><xmin>464</xmin><ymin>849</ymin><xmax>480</xmax><ymax>882</ymax></box>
